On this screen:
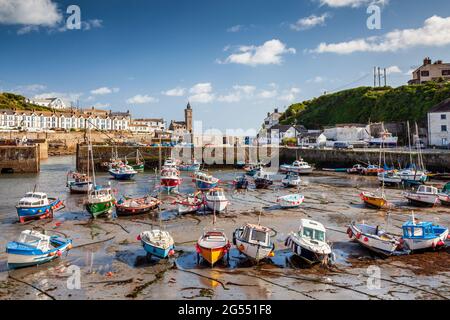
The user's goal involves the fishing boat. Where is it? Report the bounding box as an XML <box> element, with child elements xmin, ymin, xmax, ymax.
<box><xmin>66</xmin><ymin>171</ymin><xmax>93</xmax><ymax>194</ymax></box>
<box><xmin>86</xmin><ymin>185</ymin><xmax>116</xmax><ymax>218</ymax></box>
<box><xmin>438</xmin><ymin>182</ymin><xmax>450</xmax><ymax>206</ymax></box>
<box><xmin>16</xmin><ymin>192</ymin><xmax>64</xmax><ymax>223</ymax></box>
<box><xmin>377</xmin><ymin>170</ymin><xmax>402</xmax><ymax>186</ymax></box>
<box><xmin>108</xmin><ymin>165</ymin><xmax>137</xmax><ymax>180</ymax></box>
<box><xmin>359</xmin><ymin>191</ymin><xmax>387</xmax><ymax>209</ymax></box>
<box><xmin>402</xmin><ymin>214</ymin><xmax>449</xmax><ymax>251</ymax></box>
<box><xmin>175</xmin><ymin>192</ymin><xmax>204</xmax><ymax>214</ymax></box>
<box><xmin>7</xmin><ymin>230</ymin><xmax>72</xmax><ymax>269</ymax></box>
<box><xmin>193</xmin><ymin>171</ymin><xmax>219</xmax><ymax>191</ymax></box>
<box><xmin>254</xmin><ymin>171</ymin><xmax>274</xmax><ymax>189</ymax></box>
<box><xmin>196</xmin><ymin>227</ymin><xmax>231</xmax><ymax>266</ymax></box>
<box><xmin>398</xmin><ymin>168</ymin><xmax>428</xmax><ymax>184</ymax></box>
<box><xmin>399</xmin><ymin>122</ymin><xmax>428</xmax><ymax>185</ymax></box>
<box><xmin>285</xmin><ymin>219</ymin><xmax>333</xmax><ymax>265</ymax></box>
<box><xmin>362</xmin><ymin>164</ymin><xmax>383</xmax><ymax>176</ymax></box>
<box><xmin>179</xmin><ymin>159</ymin><xmax>201</xmax><ymax>172</ymax></box>
<box><xmin>347</xmin><ymin>221</ymin><xmax>405</xmax><ymax>256</ymax></box>
<box><xmin>205</xmin><ymin>188</ymin><xmax>229</xmax><ymax>212</ymax></box>
<box><xmin>280</xmin><ymin>158</ymin><xmax>314</xmax><ymax>175</ymax></box>
<box><xmin>233</xmin><ymin>175</ymin><xmax>249</xmax><ymax>190</ymax></box>
<box><xmin>138</xmin><ymin>229</ymin><xmax>175</xmax><ymax>259</ymax></box>
<box><xmin>404</xmin><ymin>185</ymin><xmax>440</xmax><ymax>207</ymax></box>
<box><xmin>116</xmin><ymin>195</ymin><xmax>160</xmax><ymax>216</ymax></box>
<box><xmin>233</xmin><ymin>223</ymin><xmax>275</xmax><ymax>262</ymax></box>
<box><xmin>163</xmin><ymin>158</ymin><xmax>179</xmax><ymax>169</ymax></box>
<box><xmin>131</xmin><ymin>149</ymin><xmax>145</xmax><ymax>172</ymax></box>
<box><xmin>244</xmin><ymin>163</ymin><xmax>263</xmax><ymax>177</ymax></box>
<box><xmin>347</xmin><ymin>164</ymin><xmax>365</xmax><ymax>174</ymax></box>
<box><xmin>160</xmin><ymin>167</ymin><xmax>182</xmax><ymax>192</ymax></box>
<box><xmin>281</xmin><ymin>172</ymin><xmax>301</xmax><ymax>188</ymax></box>
<box><xmin>277</xmin><ymin>194</ymin><xmax>305</xmax><ymax>208</ymax></box>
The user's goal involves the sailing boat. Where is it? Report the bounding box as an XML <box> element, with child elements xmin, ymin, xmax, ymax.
<box><xmin>85</xmin><ymin>126</ymin><xmax>116</xmax><ymax>218</ymax></box>
<box><xmin>196</xmin><ymin>205</ymin><xmax>230</xmax><ymax>267</ymax></box>
<box><xmin>360</xmin><ymin>125</ymin><xmax>388</xmax><ymax>209</ymax></box>
<box><xmin>131</xmin><ymin>149</ymin><xmax>145</xmax><ymax>172</ymax></box>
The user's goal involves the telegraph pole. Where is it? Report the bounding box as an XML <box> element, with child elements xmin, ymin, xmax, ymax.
<box><xmin>378</xmin><ymin>67</ymin><xmax>381</xmax><ymax>87</ymax></box>
<box><xmin>384</xmin><ymin>68</ymin><xmax>387</xmax><ymax>87</ymax></box>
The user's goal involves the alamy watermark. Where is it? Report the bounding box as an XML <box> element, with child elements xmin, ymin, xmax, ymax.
<box><xmin>367</xmin><ymin>4</ymin><xmax>382</xmax><ymax>30</ymax></box>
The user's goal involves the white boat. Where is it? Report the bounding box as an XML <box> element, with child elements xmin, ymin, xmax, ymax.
<box><xmin>205</xmin><ymin>188</ymin><xmax>228</xmax><ymax>212</ymax></box>
<box><xmin>163</xmin><ymin>158</ymin><xmax>179</xmax><ymax>169</ymax></box>
<box><xmin>347</xmin><ymin>221</ymin><xmax>404</xmax><ymax>256</ymax></box>
<box><xmin>402</xmin><ymin>214</ymin><xmax>449</xmax><ymax>251</ymax></box>
<box><xmin>377</xmin><ymin>170</ymin><xmax>402</xmax><ymax>185</ymax></box>
<box><xmin>139</xmin><ymin>229</ymin><xmax>175</xmax><ymax>259</ymax></box>
<box><xmin>196</xmin><ymin>227</ymin><xmax>230</xmax><ymax>266</ymax></box>
<box><xmin>398</xmin><ymin>169</ymin><xmax>428</xmax><ymax>184</ymax></box>
<box><xmin>233</xmin><ymin>223</ymin><xmax>275</xmax><ymax>262</ymax></box>
<box><xmin>66</xmin><ymin>171</ymin><xmax>93</xmax><ymax>194</ymax></box>
<box><xmin>176</xmin><ymin>193</ymin><xmax>204</xmax><ymax>214</ymax></box>
<box><xmin>7</xmin><ymin>230</ymin><xmax>72</xmax><ymax>269</ymax></box>
<box><xmin>280</xmin><ymin>158</ymin><xmax>314</xmax><ymax>175</ymax></box>
<box><xmin>277</xmin><ymin>194</ymin><xmax>304</xmax><ymax>208</ymax></box>
<box><xmin>285</xmin><ymin>219</ymin><xmax>333</xmax><ymax>265</ymax></box>
<box><xmin>404</xmin><ymin>185</ymin><xmax>440</xmax><ymax>207</ymax></box>
<box><xmin>282</xmin><ymin>173</ymin><xmax>302</xmax><ymax>188</ymax></box>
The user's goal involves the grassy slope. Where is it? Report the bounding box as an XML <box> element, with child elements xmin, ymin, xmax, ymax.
<box><xmin>279</xmin><ymin>82</ymin><xmax>450</xmax><ymax>129</ymax></box>
<box><xmin>0</xmin><ymin>92</ymin><xmax>53</xmax><ymax>112</ymax></box>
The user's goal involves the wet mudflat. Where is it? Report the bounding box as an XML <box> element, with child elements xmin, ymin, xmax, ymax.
<box><xmin>0</xmin><ymin>156</ymin><xmax>449</xmax><ymax>300</ymax></box>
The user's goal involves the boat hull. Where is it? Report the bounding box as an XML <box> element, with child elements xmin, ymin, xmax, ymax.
<box><xmin>16</xmin><ymin>198</ymin><xmax>63</xmax><ymax>223</ymax></box>
<box><xmin>235</xmin><ymin>237</ymin><xmax>274</xmax><ymax>262</ymax></box>
<box><xmin>197</xmin><ymin>246</ymin><xmax>227</xmax><ymax>266</ymax></box>
<box><xmin>205</xmin><ymin>200</ymin><xmax>228</xmax><ymax>212</ymax></box>
<box><xmin>108</xmin><ymin>171</ymin><xmax>136</xmax><ymax>180</ymax></box>
<box><xmin>285</xmin><ymin>236</ymin><xmax>330</xmax><ymax>264</ymax></box>
<box><xmin>254</xmin><ymin>179</ymin><xmax>273</xmax><ymax>189</ymax></box>
<box><xmin>348</xmin><ymin>224</ymin><xmax>400</xmax><ymax>256</ymax></box>
<box><xmin>142</xmin><ymin>241</ymin><xmax>174</xmax><ymax>259</ymax></box>
<box><xmin>86</xmin><ymin>200</ymin><xmax>115</xmax><ymax>218</ymax></box>
<box><xmin>403</xmin><ymin>229</ymin><xmax>449</xmax><ymax>251</ymax></box>
<box><xmin>116</xmin><ymin>204</ymin><xmax>158</xmax><ymax>216</ymax></box>
<box><xmin>195</xmin><ymin>180</ymin><xmax>218</xmax><ymax>191</ymax></box>
<box><xmin>404</xmin><ymin>194</ymin><xmax>439</xmax><ymax>207</ymax></box>
<box><xmin>132</xmin><ymin>164</ymin><xmax>145</xmax><ymax>172</ymax></box>
<box><xmin>69</xmin><ymin>182</ymin><xmax>93</xmax><ymax>194</ymax></box>
<box><xmin>359</xmin><ymin>193</ymin><xmax>387</xmax><ymax>209</ymax></box>
<box><xmin>179</xmin><ymin>164</ymin><xmax>200</xmax><ymax>171</ymax></box>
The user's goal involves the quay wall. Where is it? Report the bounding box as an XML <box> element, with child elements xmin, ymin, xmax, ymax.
<box><xmin>77</xmin><ymin>145</ymin><xmax>450</xmax><ymax>173</ymax></box>
<box><xmin>0</xmin><ymin>145</ymin><xmax>40</xmax><ymax>173</ymax></box>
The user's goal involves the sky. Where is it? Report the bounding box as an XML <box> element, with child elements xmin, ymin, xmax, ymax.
<box><xmin>1</xmin><ymin>0</ymin><xmax>450</xmax><ymax>132</ymax></box>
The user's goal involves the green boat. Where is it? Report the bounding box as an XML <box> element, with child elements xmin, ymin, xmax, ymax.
<box><xmin>129</xmin><ymin>149</ymin><xmax>145</xmax><ymax>173</ymax></box>
<box><xmin>86</xmin><ymin>188</ymin><xmax>116</xmax><ymax>218</ymax></box>
<box><xmin>132</xmin><ymin>163</ymin><xmax>145</xmax><ymax>172</ymax></box>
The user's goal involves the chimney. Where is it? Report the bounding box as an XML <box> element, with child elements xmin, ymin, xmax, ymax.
<box><xmin>435</xmin><ymin>60</ymin><xmax>443</xmax><ymax>65</ymax></box>
<box><xmin>267</xmin><ymin>112</ymin><xmax>270</xmax><ymax>117</ymax></box>
<box><xmin>423</xmin><ymin>57</ymin><xmax>432</xmax><ymax>65</ymax></box>
<box><xmin>275</xmin><ymin>108</ymin><xmax>279</xmax><ymax>113</ymax></box>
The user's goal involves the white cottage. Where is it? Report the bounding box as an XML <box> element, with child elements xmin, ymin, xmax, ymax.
<box><xmin>428</xmin><ymin>98</ymin><xmax>450</xmax><ymax>147</ymax></box>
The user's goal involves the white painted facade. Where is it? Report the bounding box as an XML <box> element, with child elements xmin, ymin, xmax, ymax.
<box><xmin>26</xmin><ymin>98</ymin><xmax>67</xmax><ymax>110</ymax></box>
<box><xmin>129</xmin><ymin>118</ymin><xmax>165</xmax><ymax>133</ymax></box>
<box><xmin>428</xmin><ymin>111</ymin><xmax>450</xmax><ymax>147</ymax></box>
<box><xmin>323</xmin><ymin>125</ymin><xmax>370</xmax><ymax>142</ymax></box>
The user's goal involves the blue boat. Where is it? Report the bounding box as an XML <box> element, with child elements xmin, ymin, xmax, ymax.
<box><xmin>193</xmin><ymin>172</ymin><xmax>219</xmax><ymax>191</ymax></box>
<box><xmin>139</xmin><ymin>230</ymin><xmax>175</xmax><ymax>259</ymax></box>
<box><xmin>179</xmin><ymin>160</ymin><xmax>201</xmax><ymax>172</ymax></box>
<box><xmin>7</xmin><ymin>230</ymin><xmax>72</xmax><ymax>269</ymax></box>
<box><xmin>402</xmin><ymin>216</ymin><xmax>449</xmax><ymax>251</ymax></box>
<box><xmin>234</xmin><ymin>175</ymin><xmax>249</xmax><ymax>190</ymax></box>
<box><xmin>108</xmin><ymin>165</ymin><xmax>137</xmax><ymax>180</ymax></box>
<box><xmin>16</xmin><ymin>192</ymin><xmax>63</xmax><ymax>223</ymax></box>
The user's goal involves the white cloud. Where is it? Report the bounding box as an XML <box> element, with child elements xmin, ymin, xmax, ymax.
<box><xmin>278</xmin><ymin>87</ymin><xmax>301</xmax><ymax>102</ymax></box>
<box><xmin>189</xmin><ymin>83</ymin><xmax>214</xmax><ymax>104</ymax></box>
<box><xmin>0</xmin><ymin>0</ymin><xmax>62</xmax><ymax>26</ymax></box>
<box><xmin>126</xmin><ymin>94</ymin><xmax>158</xmax><ymax>104</ymax></box>
<box><xmin>15</xmin><ymin>83</ymin><xmax>46</xmax><ymax>93</ymax></box>
<box><xmin>313</xmin><ymin>15</ymin><xmax>450</xmax><ymax>54</ymax></box>
<box><xmin>307</xmin><ymin>76</ymin><xmax>326</xmax><ymax>83</ymax></box>
<box><xmin>290</xmin><ymin>13</ymin><xmax>330</xmax><ymax>31</ymax></box>
<box><xmin>258</xmin><ymin>90</ymin><xmax>278</xmax><ymax>99</ymax></box>
<box><xmin>220</xmin><ymin>39</ymin><xmax>296</xmax><ymax>66</ymax></box>
<box><xmin>57</xmin><ymin>19</ymin><xmax>103</xmax><ymax>33</ymax></box>
<box><xmin>317</xmin><ymin>0</ymin><xmax>388</xmax><ymax>8</ymax></box>
<box><xmin>232</xmin><ymin>85</ymin><xmax>256</xmax><ymax>95</ymax></box>
<box><xmin>90</xmin><ymin>87</ymin><xmax>119</xmax><ymax>95</ymax></box>
<box><xmin>385</xmin><ymin>66</ymin><xmax>402</xmax><ymax>75</ymax></box>
<box><xmin>162</xmin><ymin>87</ymin><xmax>186</xmax><ymax>97</ymax></box>
<box><xmin>217</xmin><ymin>92</ymin><xmax>241</xmax><ymax>103</ymax></box>
<box><xmin>227</xmin><ymin>25</ymin><xmax>243</xmax><ymax>32</ymax></box>
<box><xmin>217</xmin><ymin>85</ymin><xmax>257</xmax><ymax>103</ymax></box>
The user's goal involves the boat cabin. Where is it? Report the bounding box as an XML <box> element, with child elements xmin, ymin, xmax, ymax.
<box><xmin>239</xmin><ymin>224</ymin><xmax>271</xmax><ymax>246</ymax></box>
<box><xmin>402</xmin><ymin>220</ymin><xmax>445</xmax><ymax>240</ymax></box>
<box><xmin>298</xmin><ymin>219</ymin><xmax>326</xmax><ymax>243</ymax></box>
<box><xmin>17</xmin><ymin>230</ymin><xmax>51</xmax><ymax>252</ymax></box>
<box><xmin>18</xmin><ymin>192</ymin><xmax>49</xmax><ymax>207</ymax></box>
<box><xmin>162</xmin><ymin>168</ymin><xmax>179</xmax><ymax>178</ymax></box>
<box><xmin>415</xmin><ymin>185</ymin><xmax>439</xmax><ymax>195</ymax></box>
<box><xmin>207</xmin><ymin>188</ymin><xmax>225</xmax><ymax>198</ymax></box>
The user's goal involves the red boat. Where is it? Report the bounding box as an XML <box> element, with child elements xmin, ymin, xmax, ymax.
<box><xmin>160</xmin><ymin>168</ymin><xmax>182</xmax><ymax>191</ymax></box>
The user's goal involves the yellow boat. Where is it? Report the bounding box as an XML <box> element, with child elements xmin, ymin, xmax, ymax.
<box><xmin>196</xmin><ymin>228</ymin><xmax>230</xmax><ymax>267</ymax></box>
<box><xmin>359</xmin><ymin>192</ymin><xmax>387</xmax><ymax>209</ymax></box>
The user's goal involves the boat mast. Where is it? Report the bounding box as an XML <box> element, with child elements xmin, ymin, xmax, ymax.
<box><xmin>407</xmin><ymin>121</ymin><xmax>413</xmax><ymax>167</ymax></box>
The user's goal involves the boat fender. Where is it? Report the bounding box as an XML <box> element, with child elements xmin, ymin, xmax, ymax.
<box><xmin>346</xmin><ymin>227</ymin><xmax>353</xmax><ymax>238</ymax></box>
<box><xmin>238</xmin><ymin>244</ymin><xmax>245</xmax><ymax>251</ymax></box>
<box><xmin>356</xmin><ymin>233</ymin><xmax>362</xmax><ymax>240</ymax></box>
<box><xmin>137</xmin><ymin>234</ymin><xmax>141</xmax><ymax>241</ymax></box>
<box><xmin>363</xmin><ymin>237</ymin><xmax>369</xmax><ymax>243</ymax></box>
<box><xmin>56</xmin><ymin>250</ymin><xmax>62</xmax><ymax>257</ymax></box>
<box><xmin>68</xmin><ymin>244</ymin><xmax>73</xmax><ymax>250</ymax></box>
<box><xmin>195</xmin><ymin>244</ymin><xmax>201</xmax><ymax>253</ymax></box>
<box><xmin>49</xmin><ymin>251</ymin><xmax>56</xmax><ymax>256</ymax></box>
<box><xmin>168</xmin><ymin>249</ymin><xmax>175</xmax><ymax>256</ymax></box>
<box><xmin>437</xmin><ymin>240</ymin><xmax>445</xmax><ymax>247</ymax></box>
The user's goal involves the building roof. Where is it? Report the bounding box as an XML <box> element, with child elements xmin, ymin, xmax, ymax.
<box><xmin>268</xmin><ymin>124</ymin><xmax>307</xmax><ymax>133</ymax></box>
<box><xmin>429</xmin><ymin>98</ymin><xmax>450</xmax><ymax>113</ymax></box>
<box><xmin>133</xmin><ymin>118</ymin><xmax>164</xmax><ymax>122</ymax></box>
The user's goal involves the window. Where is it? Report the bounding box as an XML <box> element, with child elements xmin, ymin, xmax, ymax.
<box><xmin>442</xmin><ymin>70</ymin><xmax>450</xmax><ymax>76</ymax></box>
<box><xmin>442</xmin><ymin>114</ymin><xmax>447</xmax><ymax>120</ymax></box>
<box><xmin>442</xmin><ymin>125</ymin><xmax>448</xmax><ymax>132</ymax></box>
<box><xmin>421</xmin><ymin>70</ymin><xmax>430</xmax><ymax>77</ymax></box>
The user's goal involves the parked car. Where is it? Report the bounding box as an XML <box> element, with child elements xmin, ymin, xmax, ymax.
<box><xmin>334</xmin><ymin>142</ymin><xmax>353</xmax><ymax>150</ymax></box>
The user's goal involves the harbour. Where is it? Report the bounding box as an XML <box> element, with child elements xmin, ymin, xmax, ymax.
<box><xmin>0</xmin><ymin>155</ymin><xmax>448</xmax><ymax>300</ymax></box>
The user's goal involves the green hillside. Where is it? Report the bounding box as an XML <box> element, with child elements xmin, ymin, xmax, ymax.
<box><xmin>0</xmin><ymin>92</ymin><xmax>53</xmax><ymax>112</ymax></box>
<box><xmin>280</xmin><ymin>82</ymin><xmax>450</xmax><ymax>129</ymax></box>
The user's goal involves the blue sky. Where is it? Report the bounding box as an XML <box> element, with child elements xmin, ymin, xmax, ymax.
<box><xmin>1</xmin><ymin>0</ymin><xmax>450</xmax><ymax>131</ymax></box>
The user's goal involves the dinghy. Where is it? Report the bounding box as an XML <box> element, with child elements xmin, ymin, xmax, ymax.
<box><xmin>404</xmin><ymin>185</ymin><xmax>440</xmax><ymax>207</ymax></box>
<box><xmin>179</xmin><ymin>159</ymin><xmax>200</xmax><ymax>172</ymax></box>
<box><xmin>175</xmin><ymin>192</ymin><xmax>204</xmax><ymax>214</ymax></box>
<box><xmin>277</xmin><ymin>194</ymin><xmax>304</xmax><ymax>208</ymax></box>
<box><xmin>362</xmin><ymin>164</ymin><xmax>383</xmax><ymax>176</ymax></box>
<box><xmin>377</xmin><ymin>170</ymin><xmax>402</xmax><ymax>186</ymax></box>
<box><xmin>347</xmin><ymin>164</ymin><xmax>365</xmax><ymax>175</ymax></box>
<box><xmin>359</xmin><ymin>191</ymin><xmax>388</xmax><ymax>209</ymax></box>
<box><xmin>196</xmin><ymin>228</ymin><xmax>230</xmax><ymax>267</ymax></box>
<box><xmin>193</xmin><ymin>171</ymin><xmax>219</xmax><ymax>191</ymax></box>
<box><xmin>16</xmin><ymin>192</ymin><xmax>63</xmax><ymax>223</ymax></box>
<box><xmin>285</xmin><ymin>219</ymin><xmax>333</xmax><ymax>265</ymax></box>
<box><xmin>280</xmin><ymin>159</ymin><xmax>314</xmax><ymax>175</ymax></box>
<box><xmin>282</xmin><ymin>172</ymin><xmax>301</xmax><ymax>188</ymax></box>
<box><xmin>347</xmin><ymin>221</ymin><xmax>405</xmax><ymax>256</ymax></box>
<box><xmin>244</xmin><ymin>163</ymin><xmax>263</xmax><ymax>177</ymax></box>
<box><xmin>66</xmin><ymin>171</ymin><xmax>93</xmax><ymax>194</ymax></box>
<box><xmin>233</xmin><ymin>223</ymin><xmax>275</xmax><ymax>262</ymax></box>
<box><xmin>402</xmin><ymin>214</ymin><xmax>449</xmax><ymax>251</ymax></box>
<box><xmin>233</xmin><ymin>175</ymin><xmax>249</xmax><ymax>190</ymax></box>
<box><xmin>116</xmin><ymin>195</ymin><xmax>160</xmax><ymax>216</ymax></box>
<box><xmin>205</xmin><ymin>188</ymin><xmax>228</xmax><ymax>212</ymax></box>
<box><xmin>254</xmin><ymin>171</ymin><xmax>273</xmax><ymax>189</ymax></box>
<box><xmin>7</xmin><ymin>230</ymin><xmax>72</xmax><ymax>269</ymax></box>
<box><xmin>138</xmin><ymin>229</ymin><xmax>175</xmax><ymax>259</ymax></box>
